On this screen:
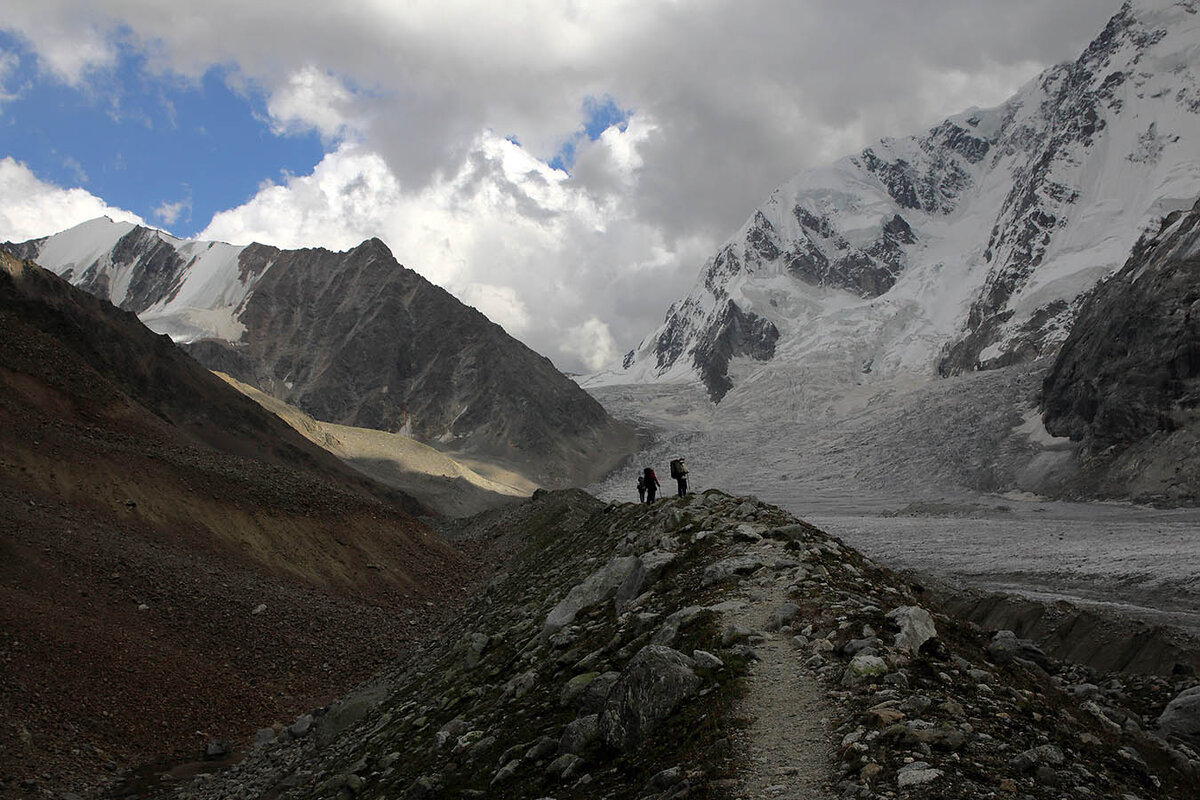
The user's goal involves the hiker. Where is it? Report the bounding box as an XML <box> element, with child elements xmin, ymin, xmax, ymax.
<box><xmin>643</xmin><ymin>466</ymin><xmax>659</xmax><ymax>503</ymax></box>
<box><xmin>637</xmin><ymin>474</ymin><xmax>646</xmax><ymax>503</ymax></box>
<box><xmin>670</xmin><ymin>457</ymin><xmax>689</xmax><ymax>497</ymax></box>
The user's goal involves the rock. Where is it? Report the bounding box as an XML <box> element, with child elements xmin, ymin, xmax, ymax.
<box><xmin>987</xmin><ymin>630</ymin><xmax>1053</xmax><ymax>670</ymax></box>
<box><xmin>525</xmin><ymin>736</ymin><xmax>558</xmax><ymax>761</ymax></box>
<box><xmin>560</xmin><ymin>672</ymin><xmax>600</xmax><ymax>707</ymax></box>
<box><xmin>503</xmin><ymin>670</ymin><xmax>537</xmax><ymax>699</ymax></box>
<box><xmin>1011</xmin><ymin>744</ymin><xmax>1065</xmax><ymax>772</ymax></box>
<box><xmin>576</xmin><ymin>672</ymin><xmax>621</xmax><ymax>715</ymax></box>
<box><xmin>544</xmin><ymin>556</ymin><xmax>640</xmax><ymax>635</ymax></box>
<box><xmin>546</xmin><ymin>753</ymin><xmax>582</xmax><ymax>780</ymax></box>
<box><xmin>896</xmin><ymin>761</ymin><xmax>943</xmax><ymax>787</ymax></box>
<box><xmin>652</xmin><ymin>605</ymin><xmax>706</xmax><ymax>646</ymax></box>
<box><xmin>701</xmin><ymin>555</ymin><xmax>766</xmax><ymax>586</ymax></box>
<box><xmin>692</xmin><ymin>649</ymin><xmax>725</xmax><ymax>670</ymax></box>
<box><xmin>251</xmin><ymin>603</ymin><xmax>267</xmax><ymax>615</ymax></box>
<box><xmin>288</xmin><ymin>714</ymin><xmax>314</xmax><ymax>739</ymax></box>
<box><xmin>491</xmin><ymin>759</ymin><xmax>520</xmax><ymax>785</ymax></box>
<box><xmin>720</xmin><ymin>624</ymin><xmax>753</xmax><ymax>646</ymax></box>
<box><xmin>899</xmin><ymin>695</ymin><xmax>931</xmax><ymax>715</ymax></box>
<box><xmin>559</xmin><ymin>714</ymin><xmax>599</xmax><ymax>755</ymax></box>
<box><xmin>866</xmin><ymin>707</ymin><xmax>904</xmax><ymax>727</ymax></box>
<box><xmin>842</xmin><ymin>655</ymin><xmax>888</xmax><ymax>686</ymax></box>
<box><xmin>463</xmin><ymin>632</ymin><xmax>490</xmax><ymax>669</ymax></box>
<box><xmin>1157</xmin><ymin>685</ymin><xmax>1200</xmax><ymax>744</ymax></box>
<box><xmin>764</xmin><ymin>523</ymin><xmax>812</xmax><ymax>542</ymax></box>
<box><xmin>203</xmin><ymin>739</ymin><xmax>230</xmax><ymax>760</ymax></box>
<box><xmin>253</xmin><ymin>727</ymin><xmax>276</xmax><ymax>747</ymax></box>
<box><xmin>645</xmin><ymin>765</ymin><xmax>684</xmax><ymax>790</ymax></box>
<box><xmin>885</xmin><ymin>605</ymin><xmax>937</xmax><ymax>653</ymax></box>
<box><xmin>614</xmin><ymin>550</ymin><xmax>678</xmax><ymax>612</ymax></box>
<box><xmin>842</xmin><ymin>637</ymin><xmax>881</xmax><ymax>657</ymax></box>
<box><xmin>598</xmin><ymin>645</ymin><xmax>702</xmax><ymax>751</ymax></box>
<box><xmin>765</xmin><ymin>602</ymin><xmax>800</xmax><ymax>631</ymax></box>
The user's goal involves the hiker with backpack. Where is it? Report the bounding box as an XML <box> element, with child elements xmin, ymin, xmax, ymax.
<box><xmin>637</xmin><ymin>473</ymin><xmax>646</xmax><ymax>503</ymax></box>
<box><xmin>642</xmin><ymin>466</ymin><xmax>660</xmax><ymax>503</ymax></box>
<box><xmin>670</xmin><ymin>457</ymin><xmax>689</xmax><ymax>497</ymax></box>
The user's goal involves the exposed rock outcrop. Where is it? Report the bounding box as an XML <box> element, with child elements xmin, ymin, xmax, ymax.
<box><xmin>1041</xmin><ymin>196</ymin><xmax>1200</xmax><ymax>502</ymax></box>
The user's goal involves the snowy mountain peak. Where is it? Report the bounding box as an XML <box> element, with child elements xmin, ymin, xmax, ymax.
<box><xmin>596</xmin><ymin>0</ymin><xmax>1200</xmax><ymax>402</ymax></box>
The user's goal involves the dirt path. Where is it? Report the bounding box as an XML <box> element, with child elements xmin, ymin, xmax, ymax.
<box><xmin>722</xmin><ymin>569</ymin><xmax>837</xmax><ymax>799</ymax></box>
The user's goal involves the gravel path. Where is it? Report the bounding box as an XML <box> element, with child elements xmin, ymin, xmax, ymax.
<box><xmin>722</xmin><ymin>565</ymin><xmax>836</xmax><ymax>799</ymax></box>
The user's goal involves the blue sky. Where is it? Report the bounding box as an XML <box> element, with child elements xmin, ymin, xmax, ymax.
<box><xmin>0</xmin><ymin>27</ymin><xmax>631</xmax><ymax>237</ymax></box>
<box><xmin>0</xmin><ymin>30</ymin><xmax>325</xmax><ymax>235</ymax></box>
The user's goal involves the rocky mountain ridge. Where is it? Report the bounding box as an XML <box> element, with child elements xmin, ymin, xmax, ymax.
<box><xmin>603</xmin><ymin>0</ymin><xmax>1200</xmax><ymax>402</ymax></box>
<box><xmin>148</xmin><ymin>489</ymin><xmax>1200</xmax><ymax>800</ymax></box>
<box><xmin>1041</xmin><ymin>195</ymin><xmax>1200</xmax><ymax>502</ymax></box>
<box><xmin>2</xmin><ymin>220</ymin><xmax>636</xmax><ymax>489</ymax></box>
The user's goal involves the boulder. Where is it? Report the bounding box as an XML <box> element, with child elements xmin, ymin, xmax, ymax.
<box><xmin>885</xmin><ymin>605</ymin><xmax>937</xmax><ymax>653</ymax></box>
<box><xmin>701</xmin><ymin>555</ymin><xmax>766</xmax><ymax>586</ymax></box>
<box><xmin>615</xmin><ymin>550</ymin><xmax>678</xmax><ymax>612</ymax></box>
<box><xmin>559</xmin><ymin>714</ymin><xmax>600</xmax><ymax>755</ymax></box>
<box><xmin>1157</xmin><ymin>685</ymin><xmax>1200</xmax><ymax>743</ymax></box>
<box><xmin>651</xmin><ymin>605</ymin><xmax>706</xmax><ymax>646</ymax></box>
<box><xmin>986</xmin><ymin>630</ymin><xmax>1053</xmax><ymax>670</ymax></box>
<box><xmin>842</xmin><ymin>655</ymin><xmax>888</xmax><ymax>686</ymax></box>
<box><xmin>544</xmin><ymin>556</ymin><xmax>639</xmax><ymax>635</ymax></box>
<box><xmin>598</xmin><ymin>645</ymin><xmax>702</xmax><ymax>751</ymax></box>
<box><xmin>765</xmin><ymin>602</ymin><xmax>801</xmax><ymax>632</ymax></box>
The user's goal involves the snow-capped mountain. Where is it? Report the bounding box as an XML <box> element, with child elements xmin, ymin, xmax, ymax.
<box><xmin>601</xmin><ymin>0</ymin><xmax>1200</xmax><ymax>402</ymax></box>
<box><xmin>2</xmin><ymin>219</ymin><xmax>636</xmax><ymax>488</ymax></box>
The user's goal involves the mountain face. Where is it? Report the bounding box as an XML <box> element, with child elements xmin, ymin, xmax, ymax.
<box><xmin>3</xmin><ymin>221</ymin><xmax>636</xmax><ymax>487</ymax></box>
<box><xmin>606</xmin><ymin>0</ymin><xmax>1200</xmax><ymax>402</ymax></box>
<box><xmin>1041</xmin><ymin>196</ymin><xmax>1200</xmax><ymax>501</ymax></box>
<box><xmin>0</xmin><ymin>250</ymin><xmax>471</xmax><ymax>794</ymax></box>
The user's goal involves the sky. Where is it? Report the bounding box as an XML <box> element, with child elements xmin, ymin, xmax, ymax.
<box><xmin>0</xmin><ymin>0</ymin><xmax>1124</xmax><ymax>373</ymax></box>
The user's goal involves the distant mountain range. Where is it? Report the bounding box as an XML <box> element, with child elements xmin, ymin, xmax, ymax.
<box><xmin>607</xmin><ymin>0</ymin><xmax>1200</xmax><ymax>398</ymax></box>
<box><xmin>3</xmin><ymin>221</ymin><xmax>636</xmax><ymax>489</ymax></box>
<box><xmin>593</xmin><ymin>0</ymin><xmax>1200</xmax><ymax>502</ymax></box>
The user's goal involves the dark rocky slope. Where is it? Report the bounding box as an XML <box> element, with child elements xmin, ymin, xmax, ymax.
<box><xmin>2</xmin><ymin>225</ymin><xmax>637</xmax><ymax>489</ymax></box>
<box><xmin>0</xmin><ymin>252</ymin><xmax>472</xmax><ymax>796</ymax></box>
<box><xmin>157</xmin><ymin>490</ymin><xmax>1199</xmax><ymax>800</ymax></box>
<box><xmin>1042</xmin><ymin>197</ymin><xmax>1200</xmax><ymax>502</ymax></box>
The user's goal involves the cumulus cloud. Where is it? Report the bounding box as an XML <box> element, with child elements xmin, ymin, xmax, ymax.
<box><xmin>153</xmin><ymin>197</ymin><xmax>191</xmax><ymax>227</ymax></box>
<box><xmin>199</xmin><ymin>127</ymin><xmax>700</xmax><ymax>371</ymax></box>
<box><xmin>1</xmin><ymin>0</ymin><xmax>1125</xmax><ymax>369</ymax></box>
<box><xmin>267</xmin><ymin>65</ymin><xmax>361</xmax><ymax>140</ymax></box>
<box><xmin>0</xmin><ymin>157</ymin><xmax>143</xmax><ymax>241</ymax></box>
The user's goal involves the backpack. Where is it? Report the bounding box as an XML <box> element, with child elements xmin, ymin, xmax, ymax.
<box><xmin>670</xmin><ymin>458</ymin><xmax>688</xmax><ymax>478</ymax></box>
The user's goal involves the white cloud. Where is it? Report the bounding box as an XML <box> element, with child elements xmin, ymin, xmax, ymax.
<box><xmin>153</xmin><ymin>197</ymin><xmax>190</xmax><ymax>227</ymax></box>
<box><xmin>198</xmin><ymin>127</ymin><xmax>701</xmax><ymax>371</ymax></box>
<box><xmin>0</xmin><ymin>157</ymin><xmax>143</xmax><ymax>241</ymax></box>
<box><xmin>266</xmin><ymin>65</ymin><xmax>360</xmax><ymax>140</ymax></box>
<box><xmin>1</xmin><ymin>0</ymin><xmax>1127</xmax><ymax>369</ymax></box>
<box><xmin>458</xmin><ymin>283</ymin><xmax>531</xmax><ymax>334</ymax></box>
<box><xmin>561</xmin><ymin>317</ymin><xmax>618</xmax><ymax>373</ymax></box>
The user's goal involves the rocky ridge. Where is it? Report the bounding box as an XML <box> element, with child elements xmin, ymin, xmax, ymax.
<box><xmin>158</xmin><ymin>490</ymin><xmax>1200</xmax><ymax>800</ymax></box>
<box><xmin>1041</xmin><ymin>195</ymin><xmax>1200</xmax><ymax>503</ymax></box>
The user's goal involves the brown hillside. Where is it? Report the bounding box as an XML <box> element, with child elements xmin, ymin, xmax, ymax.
<box><xmin>0</xmin><ymin>253</ymin><xmax>474</xmax><ymax>797</ymax></box>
